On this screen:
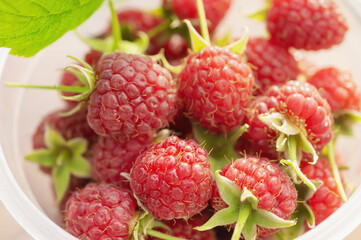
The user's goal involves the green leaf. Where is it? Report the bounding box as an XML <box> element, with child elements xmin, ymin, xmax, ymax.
<box><xmin>67</xmin><ymin>155</ymin><xmax>91</xmax><ymax>178</ymax></box>
<box><xmin>25</xmin><ymin>149</ymin><xmax>57</xmax><ymax>167</ymax></box>
<box><xmin>53</xmin><ymin>165</ymin><xmax>70</xmax><ymax>203</ymax></box>
<box><xmin>0</xmin><ymin>0</ymin><xmax>103</xmax><ymax>57</ymax></box>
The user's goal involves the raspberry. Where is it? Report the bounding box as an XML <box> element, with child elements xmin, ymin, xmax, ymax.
<box><xmin>301</xmin><ymin>158</ymin><xmax>343</xmax><ymax>225</ymax></box>
<box><xmin>243</xmin><ymin>95</ymin><xmax>280</xmax><ymax>159</ymax></box>
<box><xmin>245</xmin><ymin>37</ymin><xmax>299</xmax><ymax>94</ymax></box>
<box><xmin>130</xmin><ymin>136</ymin><xmax>212</xmax><ymax>220</ymax></box>
<box><xmin>108</xmin><ymin>9</ymin><xmax>189</xmax><ymax>62</ymax></box>
<box><xmin>85</xmin><ymin>50</ymin><xmax>102</xmax><ymax>67</ymax></box>
<box><xmin>87</xmin><ymin>52</ymin><xmax>178</xmax><ymax>137</ymax></box>
<box><xmin>65</xmin><ymin>183</ymin><xmax>136</xmax><ymax>240</ymax></box>
<box><xmin>33</xmin><ymin>107</ymin><xmax>96</xmax><ymax>150</ymax></box>
<box><xmin>90</xmin><ymin>134</ymin><xmax>153</xmax><ymax>188</ymax></box>
<box><xmin>308</xmin><ymin>67</ymin><xmax>361</xmax><ymax>113</ymax></box>
<box><xmin>212</xmin><ymin>157</ymin><xmax>297</xmax><ymax>236</ymax></box>
<box><xmin>267</xmin><ymin>0</ymin><xmax>348</xmax><ymax>50</ymax></box>
<box><xmin>179</xmin><ymin>46</ymin><xmax>254</xmax><ymax>133</ymax></box>
<box><xmin>267</xmin><ymin>81</ymin><xmax>333</xmax><ymax>151</ymax></box>
<box><xmin>149</xmin><ymin>212</ymin><xmax>217</xmax><ymax>240</ymax></box>
<box><xmin>165</xmin><ymin>0</ymin><xmax>233</xmax><ymax>33</ymax></box>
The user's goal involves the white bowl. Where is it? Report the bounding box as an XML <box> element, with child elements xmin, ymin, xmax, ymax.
<box><xmin>1</xmin><ymin>0</ymin><xmax>361</xmax><ymax>239</ymax></box>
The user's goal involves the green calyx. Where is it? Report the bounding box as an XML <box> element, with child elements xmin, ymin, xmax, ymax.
<box><xmin>333</xmin><ymin>109</ymin><xmax>361</xmax><ymax>136</ymax></box>
<box><xmin>196</xmin><ymin>171</ymin><xmax>296</xmax><ymax>240</ymax></box>
<box><xmin>78</xmin><ymin>0</ymin><xmax>149</xmax><ymax>55</ymax></box>
<box><xmin>25</xmin><ymin>126</ymin><xmax>90</xmax><ymax>203</ymax></box>
<box><xmin>275</xmin><ymin>202</ymin><xmax>315</xmax><ymax>240</ymax></box>
<box><xmin>128</xmin><ymin>193</ymin><xmax>186</xmax><ymax>240</ymax></box>
<box><xmin>193</xmin><ymin>122</ymin><xmax>249</xmax><ymax>173</ymax></box>
<box><xmin>184</xmin><ymin>0</ymin><xmax>249</xmax><ymax>54</ymax></box>
<box><xmin>245</xmin><ymin>0</ymin><xmax>272</xmax><ymax>21</ymax></box>
<box><xmin>259</xmin><ymin>112</ymin><xmax>319</xmax><ymax>191</ymax></box>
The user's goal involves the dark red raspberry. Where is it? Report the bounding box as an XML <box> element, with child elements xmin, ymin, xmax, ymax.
<box><xmin>267</xmin><ymin>0</ymin><xmax>348</xmax><ymax>50</ymax></box>
<box><xmin>88</xmin><ymin>52</ymin><xmax>178</xmax><ymax>137</ymax></box>
<box><xmin>85</xmin><ymin>50</ymin><xmax>102</xmax><ymax>67</ymax></box>
<box><xmin>33</xmin><ymin>107</ymin><xmax>97</xmax><ymax>150</ymax></box>
<box><xmin>165</xmin><ymin>0</ymin><xmax>233</xmax><ymax>33</ymax></box>
<box><xmin>65</xmin><ymin>183</ymin><xmax>136</xmax><ymax>240</ymax></box>
<box><xmin>301</xmin><ymin>157</ymin><xmax>343</xmax><ymax>225</ymax></box>
<box><xmin>245</xmin><ymin>37</ymin><xmax>299</xmax><ymax>94</ymax></box>
<box><xmin>90</xmin><ymin>134</ymin><xmax>153</xmax><ymax>188</ymax></box>
<box><xmin>179</xmin><ymin>46</ymin><xmax>254</xmax><ymax>133</ymax></box>
<box><xmin>212</xmin><ymin>157</ymin><xmax>297</xmax><ymax>236</ymax></box>
<box><xmin>149</xmin><ymin>212</ymin><xmax>216</xmax><ymax>240</ymax></box>
<box><xmin>243</xmin><ymin>95</ymin><xmax>280</xmax><ymax>159</ymax></box>
<box><xmin>130</xmin><ymin>136</ymin><xmax>212</xmax><ymax>220</ymax></box>
<box><xmin>308</xmin><ymin>67</ymin><xmax>361</xmax><ymax>113</ymax></box>
<box><xmin>267</xmin><ymin>81</ymin><xmax>333</xmax><ymax>151</ymax></box>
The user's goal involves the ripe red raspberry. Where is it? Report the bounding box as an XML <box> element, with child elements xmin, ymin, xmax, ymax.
<box><xmin>90</xmin><ymin>134</ymin><xmax>153</xmax><ymax>188</ymax></box>
<box><xmin>130</xmin><ymin>136</ymin><xmax>212</xmax><ymax>220</ymax></box>
<box><xmin>267</xmin><ymin>0</ymin><xmax>348</xmax><ymax>50</ymax></box>
<box><xmin>301</xmin><ymin>158</ymin><xmax>343</xmax><ymax>225</ymax></box>
<box><xmin>88</xmin><ymin>52</ymin><xmax>178</xmax><ymax>137</ymax></box>
<box><xmin>165</xmin><ymin>0</ymin><xmax>233</xmax><ymax>33</ymax></box>
<box><xmin>65</xmin><ymin>183</ymin><xmax>136</xmax><ymax>240</ymax></box>
<box><xmin>243</xmin><ymin>95</ymin><xmax>280</xmax><ymax>159</ymax></box>
<box><xmin>33</xmin><ymin>107</ymin><xmax>97</xmax><ymax>150</ymax></box>
<box><xmin>179</xmin><ymin>46</ymin><xmax>254</xmax><ymax>133</ymax></box>
<box><xmin>267</xmin><ymin>81</ymin><xmax>333</xmax><ymax>151</ymax></box>
<box><xmin>212</xmin><ymin>157</ymin><xmax>297</xmax><ymax>236</ymax></box>
<box><xmin>308</xmin><ymin>67</ymin><xmax>361</xmax><ymax>113</ymax></box>
<box><xmin>149</xmin><ymin>212</ymin><xmax>217</xmax><ymax>240</ymax></box>
<box><xmin>245</xmin><ymin>37</ymin><xmax>299</xmax><ymax>94</ymax></box>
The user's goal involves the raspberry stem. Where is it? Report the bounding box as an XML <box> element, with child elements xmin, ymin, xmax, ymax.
<box><xmin>232</xmin><ymin>203</ymin><xmax>252</xmax><ymax>240</ymax></box>
<box><xmin>109</xmin><ymin>0</ymin><xmax>121</xmax><ymax>51</ymax></box>
<box><xmin>5</xmin><ymin>83</ymin><xmax>89</xmax><ymax>93</ymax></box>
<box><xmin>146</xmin><ymin>229</ymin><xmax>187</xmax><ymax>240</ymax></box>
<box><xmin>327</xmin><ymin>141</ymin><xmax>347</xmax><ymax>201</ymax></box>
<box><xmin>196</xmin><ymin>0</ymin><xmax>210</xmax><ymax>43</ymax></box>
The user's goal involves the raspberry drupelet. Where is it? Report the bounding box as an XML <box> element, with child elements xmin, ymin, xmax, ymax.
<box><xmin>87</xmin><ymin>52</ymin><xmax>178</xmax><ymax>137</ymax></box>
<box><xmin>179</xmin><ymin>46</ymin><xmax>254</xmax><ymax>134</ymax></box>
<box><xmin>130</xmin><ymin>136</ymin><xmax>212</xmax><ymax>220</ymax></box>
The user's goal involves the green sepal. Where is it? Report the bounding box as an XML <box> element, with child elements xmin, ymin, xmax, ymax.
<box><xmin>193</xmin><ymin>122</ymin><xmax>248</xmax><ymax>172</ymax></box>
<box><xmin>252</xmin><ymin>209</ymin><xmax>296</xmax><ymax>229</ymax></box>
<box><xmin>215</xmin><ymin>171</ymin><xmax>242</xmax><ymax>207</ymax></box>
<box><xmin>243</xmin><ymin>221</ymin><xmax>257</xmax><ymax>240</ymax></box>
<box><xmin>295</xmin><ymin>180</ymin><xmax>323</xmax><ymax>202</ymax></box>
<box><xmin>325</xmin><ymin>141</ymin><xmax>347</xmax><ymax>201</ymax></box>
<box><xmin>276</xmin><ymin>202</ymin><xmax>315</xmax><ymax>240</ymax></box>
<box><xmin>195</xmin><ymin>205</ymin><xmax>240</xmax><ymax>231</ymax></box>
<box><xmin>24</xmin><ymin>149</ymin><xmax>57</xmax><ymax>167</ymax></box>
<box><xmin>151</xmin><ymin>49</ymin><xmax>183</xmax><ymax>74</ymax></box>
<box><xmin>259</xmin><ymin>113</ymin><xmax>319</xmax><ymax>190</ymax></box>
<box><xmin>225</xmin><ymin>28</ymin><xmax>249</xmax><ymax>55</ymax></box>
<box><xmin>25</xmin><ymin>126</ymin><xmax>90</xmax><ymax>203</ymax></box>
<box><xmin>184</xmin><ymin>19</ymin><xmax>209</xmax><ymax>53</ymax></box>
<box><xmin>245</xmin><ymin>0</ymin><xmax>271</xmax><ymax>21</ymax></box>
<box><xmin>53</xmin><ymin>165</ymin><xmax>71</xmax><ymax>203</ymax></box>
<box><xmin>44</xmin><ymin>125</ymin><xmax>66</xmax><ymax>149</ymax></box>
<box><xmin>333</xmin><ymin>109</ymin><xmax>361</xmax><ymax>136</ymax></box>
